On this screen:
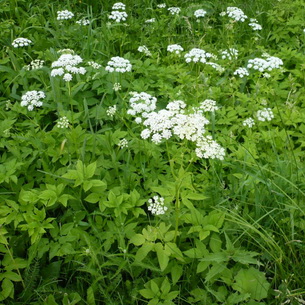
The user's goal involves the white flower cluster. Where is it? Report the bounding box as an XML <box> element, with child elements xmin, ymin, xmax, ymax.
<box><xmin>127</xmin><ymin>92</ymin><xmax>157</xmax><ymax>123</ymax></box>
<box><xmin>194</xmin><ymin>9</ymin><xmax>207</xmax><ymax>18</ymax></box>
<box><xmin>148</xmin><ymin>196</ymin><xmax>168</xmax><ymax>215</ymax></box>
<box><xmin>109</xmin><ymin>10</ymin><xmax>128</xmax><ymax>22</ymax></box>
<box><xmin>167</xmin><ymin>44</ymin><xmax>184</xmax><ymax>54</ymax></box>
<box><xmin>243</xmin><ymin>117</ymin><xmax>255</xmax><ymax>128</ymax></box>
<box><xmin>206</xmin><ymin>62</ymin><xmax>224</xmax><ymax>73</ymax></box>
<box><xmin>233</xmin><ymin>67</ymin><xmax>249</xmax><ymax>78</ymax></box>
<box><xmin>12</xmin><ymin>38</ymin><xmax>32</xmax><ymax>48</ymax></box>
<box><xmin>256</xmin><ymin>108</ymin><xmax>274</xmax><ymax>121</ymax></box>
<box><xmin>117</xmin><ymin>138</ymin><xmax>128</xmax><ymax>149</ymax></box>
<box><xmin>106</xmin><ymin>105</ymin><xmax>117</xmax><ymax>117</ymax></box>
<box><xmin>76</xmin><ymin>18</ymin><xmax>90</xmax><ymax>25</ymax></box>
<box><xmin>138</xmin><ymin>45</ymin><xmax>152</xmax><ymax>56</ymax></box>
<box><xmin>128</xmin><ymin>95</ymin><xmax>224</xmax><ymax>159</ymax></box>
<box><xmin>195</xmin><ymin>136</ymin><xmax>225</xmax><ymax>160</ymax></box>
<box><xmin>185</xmin><ymin>48</ymin><xmax>215</xmax><ymax>64</ymax></box>
<box><xmin>21</xmin><ymin>90</ymin><xmax>45</xmax><ymax>111</ymax></box>
<box><xmin>222</xmin><ymin>7</ymin><xmax>248</xmax><ymax>22</ymax></box>
<box><xmin>200</xmin><ymin>99</ymin><xmax>219</xmax><ymax>112</ymax></box>
<box><xmin>168</xmin><ymin>7</ymin><xmax>181</xmax><ymax>15</ymax></box>
<box><xmin>112</xmin><ymin>2</ymin><xmax>126</xmax><ymax>10</ymax></box>
<box><xmin>57</xmin><ymin>10</ymin><xmax>74</xmax><ymax>20</ymax></box>
<box><xmin>247</xmin><ymin>56</ymin><xmax>283</xmax><ymax>72</ymax></box>
<box><xmin>249</xmin><ymin>18</ymin><xmax>262</xmax><ymax>31</ymax></box>
<box><xmin>88</xmin><ymin>61</ymin><xmax>101</xmax><ymax>69</ymax></box>
<box><xmin>249</xmin><ymin>23</ymin><xmax>262</xmax><ymax>31</ymax></box>
<box><xmin>24</xmin><ymin>59</ymin><xmax>44</xmax><ymax>70</ymax></box>
<box><xmin>157</xmin><ymin>3</ymin><xmax>166</xmax><ymax>8</ymax></box>
<box><xmin>113</xmin><ymin>83</ymin><xmax>121</xmax><ymax>91</ymax></box>
<box><xmin>57</xmin><ymin>116</ymin><xmax>69</xmax><ymax>128</ymax></box>
<box><xmin>105</xmin><ymin>56</ymin><xmax>132</xmax><ymax>73</ymax></box>
<box><xmin>51</xmin><ymin>54</ymin><xmax>86</xmax><ymax>82</ymax></box>
<box><xmin>109</xmin><ymin>3</ymin><xmax>127</xmax><ymax>22</ymax></box>
<box><xmin>145</xmin><ymin>18</ymin><xmax>156</xmax><ymax>23</ymax></box>
<box><xmin>221</xmin><ymin>48</ymin><xmax>238</xmax><ymax>60</ymax></box>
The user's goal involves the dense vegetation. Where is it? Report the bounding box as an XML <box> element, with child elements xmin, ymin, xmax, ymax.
<box><xmin>1</xmin><ymin>0</ymin><xmax>305</xmax><ymax>304</ymax></box>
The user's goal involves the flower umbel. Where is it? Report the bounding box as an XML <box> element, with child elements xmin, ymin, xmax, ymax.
<box><xmin>148</xmin><ymin>196</ymin><xmax>168</xmax><ymax>215</ymax></box>
<box><xmin>21</xmin><ymin>91</ymin><xmax>45</xmax><ymax>111</ymax></box>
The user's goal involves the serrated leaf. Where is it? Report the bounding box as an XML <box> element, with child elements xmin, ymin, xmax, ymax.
<box><xmin>160</xmin><ymin>277</ymin><xmax>171</xmax><ymax>295</ymax></box>
<box><xmin>232</xmin><ymin>267</ymin><xmax>270</xmax><ymax>300</ymax></box>
<box><xmin>205</xmin><ymin>263</ymin><xmax>227</xmax><ymax>282</ymax></box>
<box><xmin>197</xmin><ymin>261</ymin><xmax>209</xmax><ymax>273</ymax></box>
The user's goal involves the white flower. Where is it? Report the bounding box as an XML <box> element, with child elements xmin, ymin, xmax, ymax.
<box><xmin>76</xmin><ymin>18</ymin><xmax>90</xmax><ymax>25</ymax></box>
<box><xmin>206</xmin><ymin>62</ymin><xmax>224</xmax><ymax>73</ymax></box>
<box><xmin>195</xmin><ymin>136</ymin><xmax>225</xmax><ymax>160</ymax></box>
<box><xmin>113</xmin><ymin>83</ymin><xmax>121</xmax><ymax>91</ymax></box>
<box><xmin>147</xmin><ymin>196</ymin><xmax>167</xmax><ymax>215</ymax></box>
<box><xmin>194</xmin><ymin>9</ymin><xmax>207</xmax><ymax>18</ymax></box>
<box><xmin>106</xmin><ymin>105</ymin><xmax>117</xmax><ymax>117</ymax></box>
<box><xmin>118</xmin><ymin>138</ymin><xmax>128</xmax><ymax>148</ymax></box>
<box><xmin>57</xmin><ymin>10</ymin><xmax>74</xmax><ymax>20</ymax></box>
<box><xmin>249</xmin><ymin>22</ymin><xmax>262</xmax><ymax>31</ymax></box>
<box><xmin>127</xmin><ymin>92</ymin><xmax>157</xmax><ymax>120</ymax></box>
<box><xmin>21</xmin><ymin>90</ymin><xmax>45</xmax><ymax>111</ymax></box>
<box><xmin>256</xmin><ymin>108</ymin><xmax>274</xmax><ymax>121</ymax></box>
<box><xmin>167</xmin><ymin>44</ymin><xmax>184</xmax><ymax>54</ymax></box>
<box><xmin>243</xmin><ymin>117</ymin><xmax>255</xmax><ymax>128</ymax></box>
<box><xmin>57</xmin><ymin>116</ymin><xmax>70</xmax><ymax>128</ymax></box>
<box><xmin>168</xmin><ymin>7</ymin><xmax>180</xmax><ymax>15</ymax></box>
<box><xmin>105</xmin><ymin>56</ymin><xmax>132</xmax><ymax>73</ymax></box>
<box><xmin>24</xmin><ymin>59</ymin><xmax>44</xmax><ymax>70</ymax></box>
<box><xmin>112</xmin><ymin>2</ymin><xmax>126</xmax><ymax>10</ymax></box>
<box><xmin>109</xmin><ymin>10</ymin><xmax>128</xmax><ymax>22</ymax></box>
<box><xmin>157</xmin><ymin>3</ymin><xmax>166</xmax><ymax>8</ymax></box>
<box><xmin>247</xmin><ymin>56</ymin><xmax>283</xmax><ymax>72</ymax></box>
<box><xmin>51</xmin><ymin>54</ymin><xmax>86</xmax><ymax>81</ymax></box>
<box><xmin>63</xmin><ymin>73</ymin><xmax>72</xmax><ymax>82</ymax></box>
<box><xmin>233</xmin><ymin>67</ymin><xmax>249</xmax><ymax>78</ymax></box>
<box><xmin>185</xmin><ymin>48</ymin><xmax>215</xmax><ymax>64</ymax></box>
<box><xmin>138</xmin><ymin>45</ymin><xmax>152</xmax><ymax>56</ymax></box>
<box><xmin>221</xmin><ymin>48</ymin><xmax>239</xmax><ymax>60</ymax></box>
<box><xmin>12</xmin><ymin>38</ymin><xmax>32</xmax><ymax>48</ymax></box>
<box><xmin>200</xmin><ymin>99</ymin><xmax>219</xmax><ymax>112</ymax></box>
<box><xmin>145</xmin><ymin>18</ymin><xmax>156</xmax><ymax>23</ymax></box>
<box><xmin>88</xmin><ymin>61</ymin><xmax>101</xmax><ymax>69</ymax></box>
<box><xmin>223</xmin><ymin>7</ymin><xmax>248</xmax><ymax>22</ymax></box>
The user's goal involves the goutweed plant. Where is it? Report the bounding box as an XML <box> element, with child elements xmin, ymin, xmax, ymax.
<box><xmin>1</xmin><ymin>0</ymin><xmax>305</xmax><ymax>304</ymax></box>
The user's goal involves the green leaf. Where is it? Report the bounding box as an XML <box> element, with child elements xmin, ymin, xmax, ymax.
<box><xmin>85</xmin><ymin>162</ymin><xmax>96</xmax><ymax>179</ymax></box>
<box><xmin>171</xmin><ymin>264</ymin><xmax>183</xmax><ymax>285</ymax></box>
<box><xmin>160</xmin><ymin>277</ymin><xmax>171</xmax><ymax>295</ymax></box>
<box><xmin>205</xmin><ymin>263</ymin><xmax>227</xmax><ymax>282</ymax></box>
<box><xmin>85</xmin><ymin>193</ymin><xmax>100</xmax><ymax>204</ymax></box>
<box><xmin>139</xmin><ymin>288</ymin><xmax>155</xmax><ymax>299</ymax></box>
<box><xmin>0</xmin><ymin>278</ymin><xmax>14</xmax><ymax>301</ymax></box>
<box><xmin>232</xmin><ymin>267</ymin><xmax>270</xmax><ymax>300</ymax></box>
<box><xmin>87</xmin><ymin>286</ymin><xmax>96</xmax><ymax>305</ymax></box>
<box><xmin>155</xmin><ymin>243</ymin><xmax>170</xmax><ymax>271</ymax></box>
<box><xmin>135</xmin><ymin>243</ymin><xmax>154</xmax><ymax>262</ymax></box>
<box><xmin>197</xmin><ymin>261</ymin><xmax>209</xmax><ymax>273</ymax></box>
<box><xmin>209</xmin><ymin>233</ymin><xmax>222</xmax><ymax>253</ymax></box>
<box><xmin>129</xmin><ymin>234</ymin><xmax>146</xmax><ymax>246</ymax></box>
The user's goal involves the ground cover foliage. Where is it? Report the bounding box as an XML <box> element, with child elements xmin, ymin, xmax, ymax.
<box><xmin>1</xmin><ymin>0</ymin><xmax>305</xmax><ymax>304</ymax></box>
